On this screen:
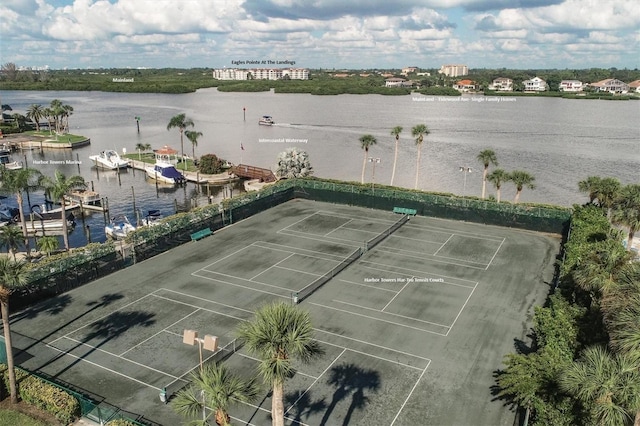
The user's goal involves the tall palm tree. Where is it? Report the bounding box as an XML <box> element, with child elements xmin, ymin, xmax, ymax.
<box><xmin>389</xmin><ymin>126</ymin><xmax>403</xmax><ymax>186</ymax></box>
<box><xmin>560</xmin><ymin>346</ymin><xmax>640</xmax><ymax>426</ymax></box>
<box><xmin>509</xmin><ymin>170</ymin><xmax>536</xmax><ymax>203</ymax></box>
<box><xmin>40</xmin><ymin>170</ymin><xmax>86</xmax><ymax>251</ymax></box>
<box><xmin>167</xmin><ymin>113</ymin><xmax>195</xmax><ymax>170</ymax></box>
<box><xmin>578</xmin><ymin>176</ymin><xmax>603</xmax><ymax>204</ymax></box>
<box><xmin>0</xmin><ymin>226</ymin><xmax>23</xmax><ymax>261</ymax></box>
<box><xmin>611</xmin><ymin>184</ymin><xmax>640</xmax><ymax>250</ymax></box>
<box><xmin>26</xmin><ymin>104</ymin><xmax>44</xmax><ymax>132</ymax></box>
<box><xmin>595</xmin><ymin>177</ymin><xmax>621</xmax><ymax>219</ymax></box>
<box><xmin>487</xmin><ymin>168</ymin><xmax>509</xmax><ymax>202</ymax></box>
<box><xmin>0</xmin><ymin>168</ymin><xmax>42</xmax><ymax>255</ymax></box>
<box><xmin>49</xmin><ymin>99</ymin><xmax>64</xmax><ymax>134</ymax></box>
<box><xmin>411</xmin><ymin>124</ymin><xmax>430</xmax><ymax>190</ymax></box>
<box><xmin>61</xmin><ymin>104</ymin><xmax>73</xmax><ymax>133</ymax></box>
<box><xmin>358</xmin><ymin>134</ymin><xmax>377</xmax><ymax>184</ymax></box>
<box><xmin>0</xmin><ymin>257</ymin><xmax>29</xmax><ymax>404</ymax></box>
<box><xmin>172</xmin><ymin>363</ymin><xmax>258</xmax><ymax>426</ymax></box>
<box><xmin>238</xmin><ymin>302</ymin><xmax>322</xmax><ymax>426</ymax></box>
<box><xmin>476</xmin><ymin>149</ymin><xmax>498</xmax><ymax>199</ymax></box>
<box><xmin>572</xmin><ymin>241</ymin><xmax>633</xmax><ymax>298</ymax></box>
<box><xmin>185</xmin><ymin>129</ymin><xmax>203</xmax><ymax>162</ymax></box>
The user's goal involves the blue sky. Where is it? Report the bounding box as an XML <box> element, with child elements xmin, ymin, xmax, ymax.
<box><xmin>2</xmin><ymin>0</ymin><xmax>638</xmax><ymax>70</ymax></box>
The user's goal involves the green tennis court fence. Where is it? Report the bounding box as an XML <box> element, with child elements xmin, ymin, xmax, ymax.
<box><xmin>293</xmin><ymin>246</ymin><xmax>363</xmax><ymax>304</ymax></box>
<box><xmin>365</xmin><ymin>214</ymin><xmax>409</xmax><ymax>251</ymax></box>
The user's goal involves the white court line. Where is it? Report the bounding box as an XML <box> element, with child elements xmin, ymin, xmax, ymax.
<box><xmin>325</xmin><ymin>218</ymin><xmax>352</xmax><ymax>236</ymax></box>
<box><xmin>192</xmin><ymin>271</ymin><xmax>291</xmax><ymax>300</ymax></box>
<box><xmin>313</xmin><ymin>338</ymin><xmax>426</xmax><ymax>372</ymax></box>
<box><xmin>196</xmin><ymin>244</ymin><xmax>253</xmax><ymax>272</ymax></box>
<box><xmin>338</xmin><ymin>279</ymin><xmax>399</xmax><ymax>294</ymax></box>
<box><xmin>280</xmin><ymin>228</ymin><xmax>364</xmax><ymax>245</ymax></box>
<box><xmin>151</xmin><ymin>294</ymin><xmax>248</xmax><ymax>322</ymax></box>
<box><xmin>196</xmin><ymin>268</ymin><xmax>294</xmax><ymax>292</ymax></box>
<box><xmin>404</xmin><ymin>220</ymin><xmax>505</xmax><ymax>241</ymax></box>
<box><xmin>252</xmin><ymin>241</ymin><xmax>347</xmax><ymax>261</ymax></box>
<box><xmin>309</xmin><ymin>302</ymin><xmax>447</xmax><ymax>336</ymax></box>
<box><xmin>45</xmin><ymin>343</ymin><xmax>163</xmax><ymax>391</ymax></box>
<box><xmin>313</xmin><ymin>327</ymin><xmax>431</xmax><ymax>364</ymax></box>
<box><xmin>433</xmin><ymin>233</ymin><xmax>454</xmax><ymax>256</ymax></box>
<box><xmin>388</xmin><ymin>233</ymin><xmax>446</xmax><ymax>245</ymax></box>
<box><xmin>159</xmin><ymin>288</ymin><xmax>254</xmax><ymax>314</ymax></box>
<box><xmin>361</xmin><ymin>263</ymin><xmax>478</xmax><ymax>287</ymax></box>
<box><xmin>316</xmin><ymin>210</ymin><xmax>397</xmax><ymax>225</ymax></box>
<box><xmin>382</xmin><ymin>244</ymin><xmax>489</xmax><ymax>267</ymax></box>
<box><xmin>284</xmin><ymin>348</ymin><xmax>347</xmax><ymax>415</ymax></box>
<box><xmin>445</xmin><ymin>282</ymin><xmax>478</xmax><ymax>337</ymax></box>
<box><xmin>485</xmin><ymin>237</ymin><xmax>506</xmax><ymax>270</ymax></box>
<box><xmin>56</xmin><ymin>336</ymin><xmax>182</xmax><ymax>380</ymax></box>
<box><xmin>280</xmin><ymin>211</ymin><xmax>322</xmax><ymax>232</ymax></box>
<box><xmin>333</xmin><ymin>299</ymin><xmax>451</xmax><ymax>329</ymax></box>
<box><xmin>119</xmin><ymin>308</ymin><xmax>202</xmax><ymax>357</ymax></box>
<box><xmin>382</xmin><ymin>279</ymin><xmax>412</xmax><ymax>311</ymax></box>
<box><xmin>251</xmin><ymin>253</ymin><xmax>295</xmax><ymax>280</ymax></box>
<box><xmin>234</xmin><ymin>399</ymin><xmax>310</xmax><ymax>426</ymax></box>
<box><xmin>48</xmin><ymin>291</ymin><xmax>160</xmax><ymax>346</ymax></box>
<box><xmin>389</xmin><ymin>360</ymin><xmax>432</xmax><ymax>426</ymax></box>
<box><xmin>363</xmin><ymin>250</ymin><xmax>487</xmax><ymax>271</ymax></box>
<box><xmin>274</xmin><ymin>265</ymin><xmax>323</xmax><ymax>277</ymax></box>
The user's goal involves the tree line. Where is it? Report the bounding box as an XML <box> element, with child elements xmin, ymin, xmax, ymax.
<box><xmin>496</xmin><ymin>177</ymin><xmax>640</xmax><ymax>426</ymax></box>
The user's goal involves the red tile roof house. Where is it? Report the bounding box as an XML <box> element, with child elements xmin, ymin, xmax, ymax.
<box><xmin>453</xmin><ymin>79</ymin><xmax>477</xmax><ymax>92</ymax></box>
<box><xmin>627</xmin><ymin>80</ymin><xmax>640</xmax><ymax>93</ymax></box>
<box><xmin>589</xmin><ymin>78</ymin><xmax>630</xmax><ymax>94</ymax></box>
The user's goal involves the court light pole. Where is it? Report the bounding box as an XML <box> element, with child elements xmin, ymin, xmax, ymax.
<box><xmin>183</xmin><ymin>330</ymin><xmax>218</xmax><ymax>420</ymax></box>
<box><xmin>368</xmin><ymin>157</ymin><xmax>380</xmax><ymax>193</ymax></box>
<box><xmin>459</xmin><ymin>166</ymin><xmax>472</xmax><ymax>195</ymax></box>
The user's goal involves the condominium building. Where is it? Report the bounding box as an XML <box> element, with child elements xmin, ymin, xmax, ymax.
<box><xmin>212</xmin><ymin>68</ymin><xmax>309</xmax><ymax>81</ymax></box>
<box><xmin>438</xmin><ymin>64</ymin><xmax>469</xmax><ymax>77</ymax></box>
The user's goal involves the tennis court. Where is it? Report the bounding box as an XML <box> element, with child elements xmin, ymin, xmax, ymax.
<box><xmin>9</xmin><ymin>199</ymin><xmax>559</xmax><ymax>425</ymax></box>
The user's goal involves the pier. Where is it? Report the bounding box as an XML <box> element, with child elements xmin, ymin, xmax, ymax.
<box><xmin>126</xmin><ymin>159</ymin><xmax>238</xmax><ymax>184</ymax></box>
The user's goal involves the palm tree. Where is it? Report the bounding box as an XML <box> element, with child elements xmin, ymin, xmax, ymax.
<box><xmin>572</xmin><ymin>241</ymin><xmax>633</xmax><ymax>298</ymax></box>
<box><xmin>49</xmin><ymin>99</ymin><xmax>64</xmax><ymax>134</ymax></box>
<box><xmin>135</xmin><ymin>142</ymin><xmax>152</xmax><ymax>160</ymax></box>
<box><xmin>411</xmin><ymin>124</ymin><xmax>430</xmax><ymax>190</ymax></box>
<box><xmin>487</xmin><ymin>168</ymin><xmax>509</xmax><ymax>202</ymax></box>
<box><xmin>61</xmin><ymin>104</ymin><xmax>73</xmax><ymax>133</ymax></box>
<box><xmin>560</xmin><ymin>346</ymin><xmax>640</xmax><ymax>426</ymax></box>
<box><xmin>611</xmin><ymin>184</ymin><xmax>640</xmax><ymax>250</ymax></box>
<box><xmin>167</xmin><ymin>113</ymin><xmax>195</xmax><ymax>170</ymax></box>
<box><xmin>26</xmin><ymin>104</ymin><xmax>44</xmax><ymax>132</ymax></box>
<box><xmin>595</xmin><ymin>177</ymin><xmax>621</xmax><ymax>219</ymax></box>
<box><xmin>40</xmin><ymin>170</ymin><xmax>86</xmax><ymax>251</ymax></box>
<box><xmin>0</xmin><ymin>226</ymin><xmax>23</xmax><ymax>261</ymax></box>
<box><xmin>0</xmin><ymin>168</ymin><xmax>42</xmax><ymax>255</ymax></box>
<box><xmin>185</xmin><ymin>129</ymin><xmax>203</xmax><ymax>162</ymax></box>
<box><xmin>172</xmin><ymin>363</ymin><xmax>258</xmax><ymax>426</ymax></box>
<box><xmin>389</xmin><ymin>126</ymin><xmax>403</xmax><ymax>186</ymax></box>
<box><xmin>238</xmin><ymin>302</ymin><xmax>322</xmax><ymax>426</ymax></box>
<box><xmin>358</xmin><ymin>134</ymin><xmax>377</xmax><ymax>184</ymax></box>
<box><xmin>477</xmin><ymin>149</ymin><xmax>498</xmax><ymax>199</ymax></box>
<box><xmin>509</xmin><ymin>170</ymin><xmax>535</xmax><ymax>203</ymax></box>
<box><xmin>0</xmin><ymin>257</ymin><xmax>29</xmax><ymax>403</ymax></box>
<box><xmin>578</xmin><ymin>176</ymin><xmax>603</xmax><ymax>204</ymax></box>
<box><xmin>36</xmin><ymin>235</ymin><xmax>59</xmax><ymax>257</ymax></box>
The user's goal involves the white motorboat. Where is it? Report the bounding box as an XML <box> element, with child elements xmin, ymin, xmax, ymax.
<box><xmin>105</xmin><ymin>215</ymin><xmax>136</xmax><ymax>240</ymax></box>
<box><xmin>0</xmin><ymin>145</ymin><xmax>22</xmax><ymax>170</ymax></box>
<box><xmin>259</xmin><ymin>115</ymin><xmax>275</xmax><ymax>125</ymax></box>
<box><xmin>89</xmin><ymin>150</ymin><xmax>129</xmax><ymax>170</ymax></box>
<box><xmin>145</xmin><ymin>161</ymin><xmax>186</xmax><ymax>185</ymax></box>
<box><xmin>141</xmin><ymin>209</ymin><xmax>163</xmax><ymax>227</ymax></box>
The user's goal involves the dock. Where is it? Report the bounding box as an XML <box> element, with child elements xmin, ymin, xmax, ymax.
<box><xmin>126</xmin><ymin>159</ymin><xmax>238</xmax><ymax>184</ymax></box>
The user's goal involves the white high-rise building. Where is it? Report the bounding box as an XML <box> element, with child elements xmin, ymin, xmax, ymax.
<box><xmin>212</xmin><ymin>68</ymin><xmax>309</xmax><ymax>81</ymax></box>
<box><xmin>438</xmin><ymin>64</ymin><xmax>469</xmax><ymax>77</ymax></box>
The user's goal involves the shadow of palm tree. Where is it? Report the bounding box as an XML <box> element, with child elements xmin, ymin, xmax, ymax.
<box><xmin>284</xmin><ymin>389</ymin><xmax>326</xmax><ymax>425</ymax></box>
<box><xmin>10</xmin><ymin>293</ymin><xmax>74</xmax><ymax>323</ymax></box>
<box><xmin>319</xmin><ymin>363</ymin><xmax>380</xmax><ymax>426</ymax></box>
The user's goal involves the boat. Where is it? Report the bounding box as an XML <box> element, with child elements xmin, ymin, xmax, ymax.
<box><xmin>105</xmin><ymin>215</ymin><xmax>136</xmax><ymax>240</ymax></box>
<box><xmin>141</xmin><ymin>210</ymin><xmax>163</xmax><ymax>227</ymax></box>
<box><xmin>259</xmin><ymin>115</ymin><xmax>275</xmax><ymax>126</ymax></box>
<box><xmin>89</xmin><ymin>150</ymin><xmax>129</xmax><ymax>170</ymax></box>
<box><xmin>30</xmin><ymin>204</ymin><xmax>76</xmax><ymax>222</ymax></box>
<box><xmin>0</xmin><ymin>202</ymin><xmax>19</xmax><ymax>223</ymax></box>
<box><xmin>20</xmin><ymin>211</ymin><xmax>75</xmax><ymax>235</ymax></box>
<box><xmin>0</xmin><ymin>145</ymin><xmax>22</xmax><ymax>170</ymax></box>
<box><xmin>145</xmin><ymin>161</ymin><xmax>186</xmax><ymax>185</ymax></box>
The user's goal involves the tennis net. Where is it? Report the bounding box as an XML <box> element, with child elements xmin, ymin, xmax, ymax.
<box><xmin>293</xmin><ymin>246</ymin><xmax>363</xmax><ymax>304</ymax></box>
<box><xmin>365</xmin><ymin>214</ymin><xmax>409</xmax><ymax>251</ymax></box>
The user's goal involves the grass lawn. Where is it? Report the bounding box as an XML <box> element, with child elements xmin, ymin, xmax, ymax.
<box><xmin>0</xmin><ymin>403</ymin><xmax>61</xmax><ymax>426</ymax></box>
<box><xmin>23</xmin><ymin>130</ymin><xmax>88</xmax><ymax>144</ymax></box>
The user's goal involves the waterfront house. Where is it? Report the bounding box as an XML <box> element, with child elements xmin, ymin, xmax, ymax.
<box><xmin>385</xmin><ymin>77</ymin><xmax>413</xmax><ymax>88</ymax></box>
<box><xmin>628</xmin><ymin>80</ymin><xmax>640</xmax><ymax>93</ymax></box>
<box><xmin>523</xmin><ymin>77</ymin><xmax>548</xmax><ymax>92</ymax></box>
<box><xmin>453</xmin><ymin>79</ymin><xmax>477</xmax><ymax>92</ymax></box>
<box><xmin>401</xmin><ymin>67</ymin><xmax>418</xmax><ymax>75</ymax></box>
<box><xmin>559</xmin><ymin>80</ymin><xmax>584</xmax><ymax>92</ymax></box>
<box><xmin>489</xmin><ymin>77</ymin><xmax>513</xmax><ymax>91</ymax></box>
<box><xmin>589</xmin><ymin>78</ymin><xmax>629</xmax><ymax>94</ymax></box>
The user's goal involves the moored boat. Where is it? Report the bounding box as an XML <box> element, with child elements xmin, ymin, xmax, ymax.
<box><xmin>105</xmin><ymin>215</ymin><xmax>136</xmax><ymax>240</ymax></box>
<box><xmin>0</xmin><ymin>145</ymin><xmax>22</xmax><ymax>170</ymax></box>
<box><xmin>141</xmin><ymin>209</ymin><xmax>163</xmax><ymax>227</ymax></box>
<box><xmin>89</xmin><ymin>150</ymin><xmax>129</xmax><ymax>170</ymax></box>
<box><xmin>145</xmin><ymin>161</ymin><xmax>186</xmax><ymax>185</ymax></box>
